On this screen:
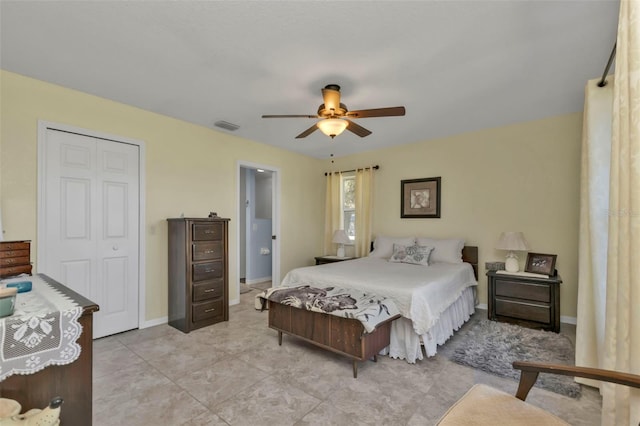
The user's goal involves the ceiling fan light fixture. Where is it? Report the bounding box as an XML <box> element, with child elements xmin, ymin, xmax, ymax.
<box><xmin>262</xmin><ymin>83</ymin><xmax>404</xmax><ymax>139</ymax></box>
<box><xmin>317</xmin><ymin>118</ymin><xmax>348</xmax><ymax>139</ymax></box>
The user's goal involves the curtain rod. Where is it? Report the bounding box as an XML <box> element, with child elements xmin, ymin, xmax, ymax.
<box><xmin>324</xmin><ymin>165</ymin><xmax>379</xmax><ymax>176</ymax></box>
<box><xmin>598</xmin><ymin>42</ymin><xmax>617</xmax><ymax>87</ymax></box>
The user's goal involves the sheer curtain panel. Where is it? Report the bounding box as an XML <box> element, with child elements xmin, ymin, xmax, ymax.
<box><xmin>601</xmin><ymin>1</ymin><xmax>640</xmax><ymax>424</ymax></box>
<box><xmin>324</xmin><ymin>172</ymin><xmax>342</xmax><ymax>255</ymax></box>
<box><xmin>576</xmin><ymin>77</ymin><xmax>613</xmax><ymax>388</ymax></box>
<box><xmin>354</xmin><ymin>167</ymin><xmax>373</xmax><ymax>257</ymax></box>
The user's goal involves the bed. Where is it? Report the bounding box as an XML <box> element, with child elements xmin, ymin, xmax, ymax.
<box><xmin>276</xmin><ymin>237</ymin><xmax>478</xmax><ymax>363</ymax></box>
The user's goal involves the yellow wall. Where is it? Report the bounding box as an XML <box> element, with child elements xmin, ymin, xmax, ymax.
<box><xmin>329</xmin><ymin>113</ymin><xmax>582</xmax><ymax>319</ymax></box>
<box><xmin>0</xmin><ymin>70</ymin><xmax>325</xmax><ymax>322</ymax></box>
<box><xmin>1</xmin><ymin>69</ymin><xmax>583</xmax><ymax>323</ymax></box>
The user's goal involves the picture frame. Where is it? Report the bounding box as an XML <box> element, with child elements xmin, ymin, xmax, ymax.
<box><xmin>401</xmin><ymin>177</ymin><xmax>441</xmax><ymax>218</ymax></box>
<box><xmin>524</xmin><ymin>252</ymin><xmax>557</xmax><ymax>276</ymax></box>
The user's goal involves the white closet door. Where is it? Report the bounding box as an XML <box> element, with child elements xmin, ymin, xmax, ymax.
<box><xmin>41</xmin><ymin>129</ymin><xmax>139</xmax><ymax>338</ymax></box>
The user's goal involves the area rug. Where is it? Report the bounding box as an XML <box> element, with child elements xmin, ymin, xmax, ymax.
<box><xmin>442</xmin><ymin>319</ymin><xmax>581</xmax><ymax>398</ymax></box>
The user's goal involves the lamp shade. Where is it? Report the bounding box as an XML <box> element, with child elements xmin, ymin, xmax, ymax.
<box><xmin>495</xmin><ymin>232</ymin><xmax>530</xmax><ymax>251</ymax></box>
<box><xmin>332</xmin><ymin>230</ymin><xmax>351</xmax><ymax>244</ymax></box>
<box><xmin>317</xmin><ymin>118</ymin><xmax>348</xmax><ymax>138</ymax></box>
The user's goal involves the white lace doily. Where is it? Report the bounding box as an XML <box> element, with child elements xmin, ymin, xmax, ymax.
<box><xmin>0</xmin><ymin>275</ymin><xmax>83</xmax><ymax>381</ymax></box>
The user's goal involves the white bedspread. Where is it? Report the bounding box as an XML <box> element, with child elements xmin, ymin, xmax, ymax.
<box><xmin>280</xmin><ymin>257</ymin><xmax>477</xmax><ymax>337</ymax></box>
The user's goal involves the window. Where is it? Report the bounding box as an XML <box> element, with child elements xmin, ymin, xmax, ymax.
<box><xmin>342</xmin><ymin>174</ymin><xmax>355</xmax><ymax>241</ymax></box>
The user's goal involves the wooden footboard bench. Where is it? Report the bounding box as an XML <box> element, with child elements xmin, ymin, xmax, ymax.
<box><xmin>268</xmin><ymin>301</ymin><xmax>399</xmax><ymax>378</ymax></box>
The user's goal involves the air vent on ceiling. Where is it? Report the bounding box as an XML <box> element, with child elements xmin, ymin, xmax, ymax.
<box><xmin>214</xmin><ymin>120</ymin><xmax>240</xmax><ymax>131</ymax></box>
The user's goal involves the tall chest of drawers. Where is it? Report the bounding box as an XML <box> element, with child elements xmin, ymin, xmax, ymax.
<box><xmin>0</xmin><ymin>240</ymin><xmax>33</xmax><ymax>278</ymax></box>
<box><xmin>167</xmin><ymin>217</ymin><xmax>230</xmax><ymax>333</ymax></box>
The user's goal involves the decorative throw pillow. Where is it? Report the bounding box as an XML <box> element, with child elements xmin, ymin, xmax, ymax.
<box><xmin>369</xmin><ymin>236</ymin><xmax>416</xmax><ymax>259</ymax></box>
<box><xmin>416</xmin><ymin>238</ymin><xmax>465</xmax><ymax>264</ymax></box>
<box><xmin>389</xmin><ymin>244</ymin><xmax>434</xmax><ymax>266</ymax></box>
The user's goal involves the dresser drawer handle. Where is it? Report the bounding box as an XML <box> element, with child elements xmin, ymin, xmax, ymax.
<box><xmin>6</xmin><ymin>259</ymin><xmax>15</xmax><ymax>264</ymax></box>
<box><xmin>204</xmin><ymin>269</ymin><xmax>215</xmax><ymax>273</ymax></box>
<box><xmin>204</xmin><ymin>308</ymin><xmax>216</xmax><ymax>313</ymax></box>
<box><xmin>204</xmin><ymin>250</ymin><xmax>214</xmax><ymax>254</ymax></box>
<box><xmin>204</xmin><ymin>230</ymin><xmax>214</xmax><ymax>234</ymax></box>
<box><xmin>204</xmin><ymin>289</ymin><xmax>215</xmax><ymax>293</ymax></box>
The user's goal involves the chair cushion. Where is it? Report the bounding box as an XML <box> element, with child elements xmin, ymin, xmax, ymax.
<box><xmin>436</xmin><ymin>384</ymin><xmax>570</xmax><ymax>426</ymax></box>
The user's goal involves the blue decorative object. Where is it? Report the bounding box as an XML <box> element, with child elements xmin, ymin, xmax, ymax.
<box><xmin>6</xmin><ymin>281</ymin><xmax>32</xmax><ymax>293</ymax></box>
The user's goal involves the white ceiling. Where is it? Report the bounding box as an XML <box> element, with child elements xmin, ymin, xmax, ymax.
<box><xmin>0</xmin><ymin>1</ymin><xmax>619</xmax><ymax>159</ymax></box>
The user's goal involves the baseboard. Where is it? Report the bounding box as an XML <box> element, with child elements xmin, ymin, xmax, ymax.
<box><xmin>245</xmin><ymin>276</ymin><xmax>272</xmax><ymax>285</ymax></box>
<box><xmin>476</xmin><ymin>303</ymin><xmax>488</xmax><ymax>310</ymax></box>
<box><xmin>141</xmin><ymin>316</ymin><xmax>168</xmax><ymax>329</ymax></box>
<box><xmin>229</xmin><ymin>297</ymin><xmax>240</xmax><ymax>306</ymax></box>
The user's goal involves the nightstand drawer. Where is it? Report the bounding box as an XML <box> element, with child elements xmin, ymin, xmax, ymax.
<box><xmin>495</xmin><ymin>279</ymin><xmax>550</xmax><ymax>303</ymax></box>
<box><xmin>495</xmin><ymin>298</ymin><xmax>550</xmax><ymax>324</ymax></box>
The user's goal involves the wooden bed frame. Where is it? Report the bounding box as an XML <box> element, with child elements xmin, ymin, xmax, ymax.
<box><xmin>462</xmin><ymin>245</ymin><xmax>479</xmax><ymax>280</ymax></box>
<box><xmin>267</xmin><ymin>245</ymin><xmax>479</xmax><ymax>377</ymax></box>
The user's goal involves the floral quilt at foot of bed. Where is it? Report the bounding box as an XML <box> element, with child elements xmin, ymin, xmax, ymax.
<box><xmin>258</xmin><ymin>285</ymin><xmax>400</xmax><ymax>333</ymax></box>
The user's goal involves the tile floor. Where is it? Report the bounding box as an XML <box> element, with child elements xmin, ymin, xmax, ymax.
<box><xmin>93</xmin><ymin>285</ymin><xmax>602</xmax><ymax>425</ymax></box>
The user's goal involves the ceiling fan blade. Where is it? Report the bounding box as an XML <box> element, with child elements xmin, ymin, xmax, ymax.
<box><xmin>346</xmin><ymin>106</ymin><xmax>406</xmax><ymax>118</ymax></box>
<box><xmin>321</xmin><ymin>85</ymin><xmax>341</xmax><ymax>112</ymax></box>
<box><xmin>345</xmin><ymin>119</ymin><xmax>372</xmax><ymax>137</ymax></box>
<box><xmin>262</xmin><ymin>114</ymin><xmax>318</xmax><ymax>118</ymax></box>
<box><xmin>295</xmin><ymin>124</ymin><xmax>319</xmax><ymax>139</ymax></box>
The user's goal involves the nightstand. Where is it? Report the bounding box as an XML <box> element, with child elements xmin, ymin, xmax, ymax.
<box><xmin>487</xmin><ymin>270</ymin><xmax>562</xmax><ymax>333</ymax></box>
<box><xmin>315</xmin><ymin>256</ymin><xmax>356</xmax><ymax>265</ymax></box>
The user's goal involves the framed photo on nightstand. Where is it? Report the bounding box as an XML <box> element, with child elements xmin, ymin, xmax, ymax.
<box><xmin>524</xmin><ymin>253</ymin><xmax>557</xmax><ymax>276</ymax></box>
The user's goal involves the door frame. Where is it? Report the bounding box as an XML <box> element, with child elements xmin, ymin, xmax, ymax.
<box><xmin>235</xmin><ymin>160</ymin><xmax>280</xmax><ymax>303</ymax></box>
<box><xmin>36</xmin><ymin>120</ymin><xmax>147</xmax><ymax>329</ymax></box>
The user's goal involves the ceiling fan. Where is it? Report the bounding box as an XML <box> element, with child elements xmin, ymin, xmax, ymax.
<box><xmin>262</xmin><ymin>84</ymin><xmax>406</xmax><ymax>139</ymax></box>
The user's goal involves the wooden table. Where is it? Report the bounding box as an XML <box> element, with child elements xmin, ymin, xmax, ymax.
<box><xmin>0</xmin><ymin>274</ymin><xmax>99</xmax><ymax>425</ymax></box>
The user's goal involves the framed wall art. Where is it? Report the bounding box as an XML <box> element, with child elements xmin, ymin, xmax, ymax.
<box><xmin>401</xmin><ymin>177</ymin><xmax>441</xmax><ymax>218</ymax></box>
<box><xmin>524</xmin><ymin>252</ymin><xmax>557</xmax><ymax>276</ymax></box>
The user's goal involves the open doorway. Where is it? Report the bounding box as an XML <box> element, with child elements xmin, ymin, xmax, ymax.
<box><xmin>236</xmin><ymin>162</ymin><xmax>280</xmax><ymax>302</ymax></box>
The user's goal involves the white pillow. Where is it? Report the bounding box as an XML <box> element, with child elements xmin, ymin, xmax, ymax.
<box><xmin>416</xmin><ymin>238</ymin><xmax>465</xmax><ymax>263</ymax></box>
<box><xmin>369</xmin><ymin>236</ymin><xmax>416</xmax><ymax>258</ymax></box>
<box><xmin>389</xmin><ymin>244</ymin><xmax>434</xmax><ymax>266</ymax></box>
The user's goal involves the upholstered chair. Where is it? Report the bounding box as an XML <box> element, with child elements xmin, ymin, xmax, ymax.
<box><xmin>437</xmin><ymin>361</ymin><xmax>640</xmax><ymax>425</ymax></box>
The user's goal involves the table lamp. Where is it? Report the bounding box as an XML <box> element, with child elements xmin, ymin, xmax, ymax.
<box><xmin>332</xmin><ymin>230</ymin><xmax>350</xmax><ymax>258</ymax></box>
<box><xmin>495</xmin><ymin>231</ymin><xmax>530</xmax><ymax>273</ymax></box>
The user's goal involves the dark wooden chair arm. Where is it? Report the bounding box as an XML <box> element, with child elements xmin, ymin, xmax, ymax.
<box><xmin>512</xmin><ymin>361</ymin><xmax>640</xmax><ymax>401</ymax></box>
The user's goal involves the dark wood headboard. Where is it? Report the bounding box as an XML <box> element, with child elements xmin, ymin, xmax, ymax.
<box><xmin>462</xmin><ymin>246</ymin><xmax>479</xmax><ymax>280</ymax></box>
<box><xmin>369</xmin><ymin>241</ymin><xmax>479</xmax><ymax>280</ymax></box>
